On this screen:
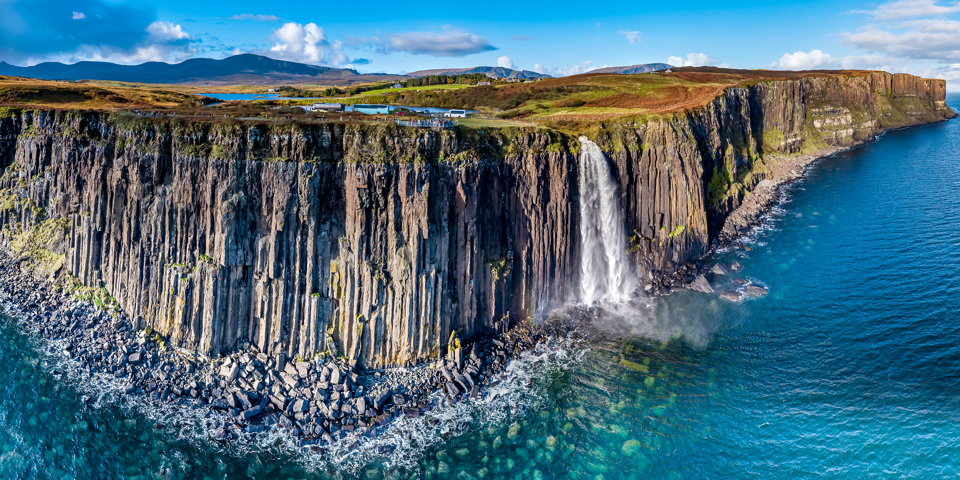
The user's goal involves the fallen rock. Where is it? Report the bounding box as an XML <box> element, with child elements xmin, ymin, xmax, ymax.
<box><xmin>220</xmin><ymin>362</ymin><xmax>240</xmax><ymax>382</ymax></box>
<box><xmin>241</xmin><ymin>404</ymin><xmax>264</xmax><ymax>420</ymax></box>
<box><xmin>710</xmin><ymin>264</ymin><xmax>728</xmax><ymax>276</ymax></box>
<box><xmin>373</xmin><ymin>390</ymin><xmax>392</xmax><ymax>411</ymax></box>
<box><xmin>687</xmin><ymin>276</ymin><xmax>714</xmax><ymax>294</ymax></box>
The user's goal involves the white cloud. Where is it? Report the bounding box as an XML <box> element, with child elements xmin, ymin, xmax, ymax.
<box><xmin>0</xmin><ymin>0</ymin><xmax>205</xmax><ymax>66</ymax></box>
<box><xmin>769</xmin><ymin>49</ymin><xmax>838</xmax><ymax>69</ymax></box>
<box><xmin>769</xmin><ymin>49</ymin><xmax>914</xmax><ymax>71</ymax></box>
<box><xmin>105</xmin><ymin>44</ymin><xmax>192</xmax><ymax>64</ymax></box>
<box><xmin>619</xmin><ymin>30</ymin><xmax>642</xmax><ymax>43</ymax></box>
<box><xmin>34</xmin><ymin>42</ymin><xmax>198</xmax><ymax>66</ymax></box>
<box><xmin>840</xmin><ymin>19</ymin><xmax>960</xmax><ymax>60</ymax></box>
<box><xmin>386</xmin><ymin>28</ymin><xmax>496</xmax><ymax>57</ymax></box>
<box><xmin>34</xmin><ymin>21</ymin><xmax>199</xmax><ymax>65</ymax></box>
<box><xmin>497</xmin><ymin>55</ymin><xmax>515</xmax><ymax>69</ymax></box>
<box><xmin>767</xmin><ymin>50</ymin><xmax>960</xmax><ymax>89</ymax></box>
<box><xmin>923</xmin><ymin>63</ymin><xmax>960</xmax><ymax>82</ymax></box>
<box><xmin>146</xmin><ymin>21</ymin><xmax>190</xmax><ymax>41</ymax></box>
<box><xmin>536</xmin><ymin>61</ymin><xmax>602</xmax><ymax>77</ymax></box>
<box><xmin>840</xmin><ymin>0</ymin><xmax>960</xmax><ymax>62</ymax></box>
<box><xmin>667</xmin><ymin>53</ymin><xmax>715</xmax><ymax>67</ymax></box>
<box><xmin>855</xmin><ymin>0</ymin><xmax>960</xmax><ymax>20</ymax></box>
<box><xmin>228</xmin><ymin>14</ymin><xmax>280</xmax><ymax>22</ymax></box>
<box><xmin>266</xmin><ymin>22</ymin><xmax>346</xmax><ymax>65</ymax></box>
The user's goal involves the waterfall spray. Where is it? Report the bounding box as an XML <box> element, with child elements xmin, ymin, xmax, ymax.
<box><xmin>578</xmin><ymin>137</ymin><xmax>636</xmax><ymax>304</ymax></box>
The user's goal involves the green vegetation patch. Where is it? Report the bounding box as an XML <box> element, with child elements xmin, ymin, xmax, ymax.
<box><xmin>0</xmin><ymin>107</ymin><xmax>22</xmax><ymax>118</ymax></box>
<box><xmin>7</xmin><ymin>216</ymin><xmax>70</xmax><ymax>279</ymax></box>
<box><xmin>62</xmin><ymin>274</ymin><xmax>121</xmax><ymax>315</ymax></box>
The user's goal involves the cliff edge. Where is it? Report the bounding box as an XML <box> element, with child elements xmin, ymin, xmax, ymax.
<box><xmin>0</xmin><ymin>71</ymin><xmax>952</xmax><ymax>368</ymax></box>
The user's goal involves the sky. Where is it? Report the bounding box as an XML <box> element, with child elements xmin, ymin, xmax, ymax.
<box><xmin>2</xmin><ymin>0</ymin><xmax>960</xmax><ymax>88</ymax></box>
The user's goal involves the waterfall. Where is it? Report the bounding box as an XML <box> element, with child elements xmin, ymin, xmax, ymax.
<box><xmin>578</xmin><ymin>137</ymin><xmax>635</xmax><ymax>305</ymax></box>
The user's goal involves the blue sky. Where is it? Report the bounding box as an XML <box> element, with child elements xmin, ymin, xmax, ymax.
<box><xmin>2</xmin><ymin>0</ymin><xmax>960</xmax><ymax>87</ymax></box>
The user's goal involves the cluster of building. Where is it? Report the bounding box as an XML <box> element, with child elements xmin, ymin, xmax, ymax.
<box><xmin>299</xmin><ymin>103</ymin><xmax>468</xmax><ymax>118</ymax></box>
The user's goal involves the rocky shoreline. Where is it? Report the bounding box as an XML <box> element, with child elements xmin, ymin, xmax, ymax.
<box><xmin>675</xmin><ymin>142</ymin><xmax>885</xmax><ymax>299</ymax></box>
<box><xmin>0</xmin><ymin>250</ymin><xmax>544</xmax><ymax>450</ymax></box>
<box><xmin>716</xmin><ymin>146</ymin><xmax>844</xmax><ymax>246</ymax></box>
<box><xmin>643</xmin><ymin>144</ymin><xmax>855</xmax><ymax>300</ymax></box>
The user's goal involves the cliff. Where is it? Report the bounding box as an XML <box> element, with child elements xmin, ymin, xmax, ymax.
<box><xmin>0</xmin><ymin>71</ymin><xmax>952</xmax><ymax>368</ymax></box>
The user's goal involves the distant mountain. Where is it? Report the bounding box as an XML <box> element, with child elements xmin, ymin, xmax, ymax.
<box><xmin>589</xmin><ymin>63</ymin><xmax>673</xmax><ymax>74</ymax></box>
<box><xmin>406</xmin><ymin>66</ymin><xmax>551</xmax><ymax>80</ymax></box>
<box><xmin>0</xmin><ymin>54</ymin><xmax>407</xmax><ymax>86</ymax></box>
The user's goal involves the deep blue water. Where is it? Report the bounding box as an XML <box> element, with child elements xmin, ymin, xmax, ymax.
<box><xmin>3</xmin><ymin>97</ymin><xmax>960</xmax><ymax>479</ymax></box>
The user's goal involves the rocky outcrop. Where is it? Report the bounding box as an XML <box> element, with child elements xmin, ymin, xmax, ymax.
<box><xmin>0</xmin><ymin>71</ymin><xmax>952</xmax><ymax>368</ymax></box>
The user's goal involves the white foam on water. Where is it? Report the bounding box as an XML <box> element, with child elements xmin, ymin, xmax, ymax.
<box><xmin>303</xmin><ymin>341</ymin><xmax>585</xmax><ymax>473</ymax></box>
<box><xmin>8</xmin><ymin>300</ymin><xmax>587</xmax><ymax>476</ymax></box>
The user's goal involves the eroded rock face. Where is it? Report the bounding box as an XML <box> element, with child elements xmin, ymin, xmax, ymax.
<box><xmin>0</xmin><ymin>71</ymin><xmax>952</xmax><ymax>367</ymax></box>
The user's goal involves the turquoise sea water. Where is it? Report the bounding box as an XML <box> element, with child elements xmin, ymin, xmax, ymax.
<box><xmin>3</xmin><ymin>97</ymin><xmax>960</xmax><ymax>479</ymax></box>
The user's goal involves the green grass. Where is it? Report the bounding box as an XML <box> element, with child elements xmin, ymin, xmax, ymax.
<box><xmin>0</xmin><ymin>106</ymin><xmax>22</xmax><ymax>118</ymax></box>
<box><xmin>457</xmin><ymin>117</ymin><xmax>539</xmax><ymax>128</ymax></box>
<box><xmin>349</xmin><ymin>84</ymin><xmax>474</xmax><ymax>97</ymax></box>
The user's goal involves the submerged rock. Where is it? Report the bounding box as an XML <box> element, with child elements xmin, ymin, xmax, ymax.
<box><xmin>719</xmin><ymin>290</ymin><xmax>742</xmax><ymax>301</ymax></box>
<box><xmin>744</xmin><ymin>285</ymin><xmax>769</xmax><ymax>297</ymax></box>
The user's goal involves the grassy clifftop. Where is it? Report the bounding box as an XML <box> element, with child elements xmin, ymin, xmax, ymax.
<box><xmin>1</xmin><ymin>69</ymin><xmax>952</xmax><ymax>162</ymax></box>
<box><xmin>0</xmin><ymin>76</ymin><xmax>215</xmax><ymax>110</ymax></box>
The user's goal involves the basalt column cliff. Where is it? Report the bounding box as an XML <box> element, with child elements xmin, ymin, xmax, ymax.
<box><xmin>0</xmin><ymin>72</ymin><xmax>952</xmax><ymax>367</ymax></box>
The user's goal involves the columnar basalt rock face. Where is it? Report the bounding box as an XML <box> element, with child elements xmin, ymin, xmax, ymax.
<box><xmin>0</xmin><ymin>114</ymin><xmax>580</xmax><ymax>368</ymax></box>
<box><xmin>0</xmin><ymin>72</ymin><xmax>952</xmax><ymax>367</ymax></box>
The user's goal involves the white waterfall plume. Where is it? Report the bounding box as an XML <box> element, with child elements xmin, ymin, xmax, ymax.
<box><xmin>577</xmin><ymin>137</ymin><xmax>636</xmax><ymax>304</ymax></box>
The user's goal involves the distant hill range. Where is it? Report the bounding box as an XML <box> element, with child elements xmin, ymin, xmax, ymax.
<box><xmin>0</xmin><ymin>54</ymin><xmax>406</xmax><ymax>86</ymax></box>
<box><xmin>406</xmin><ymin>66</ymin><xmax>551</xmax><ymax>80</ymax></box>
<box><xmin>589</xmin><ymin>63</ymin><xmax>673</xmax><ymax>74</ymax></box>
<box><xmin>0</xmin><ymin>54</ymin><xmax>674</xmax><ymax>86</ymax></box>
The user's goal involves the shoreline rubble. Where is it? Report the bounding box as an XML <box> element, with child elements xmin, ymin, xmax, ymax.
<box><xmin>0</xmin><ymin>250</ymin><xmax>543</xmax><ymax>449</ymax></box>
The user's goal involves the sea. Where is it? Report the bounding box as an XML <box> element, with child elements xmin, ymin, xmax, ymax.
<box><xmin>2</xmin><ymin>95</ymin><xmax>959</xmax><ymax>479</ymax></box>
